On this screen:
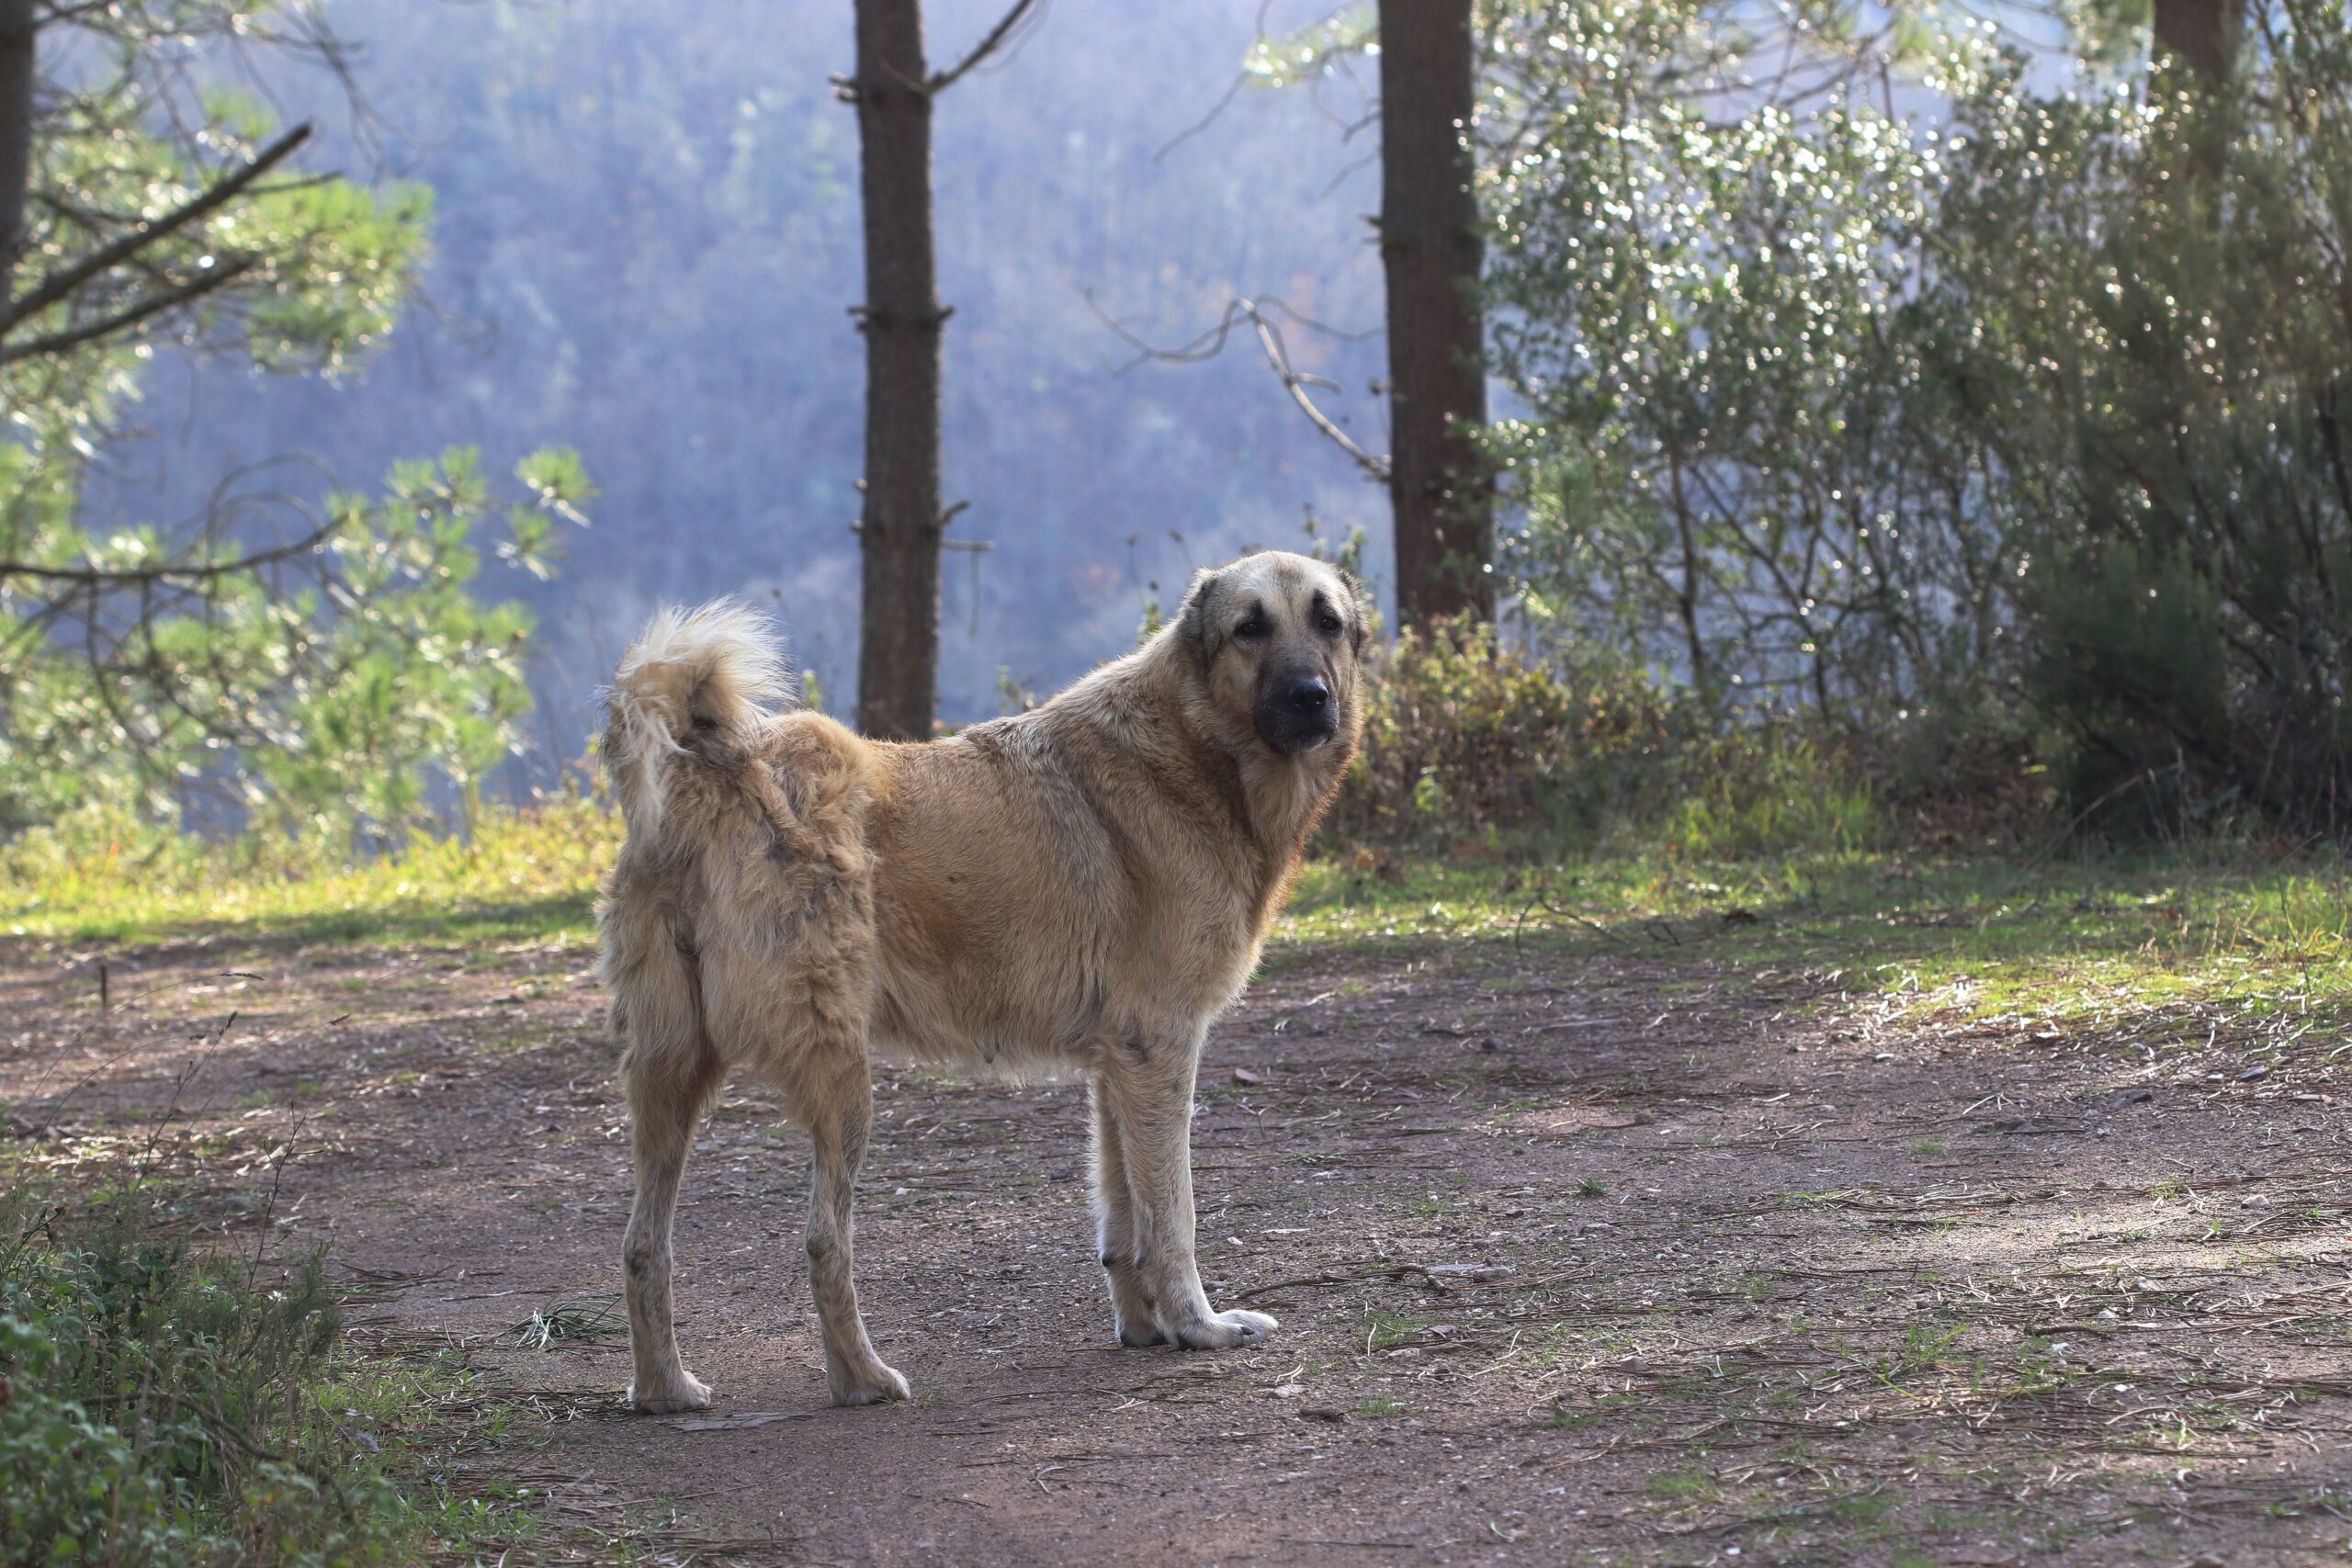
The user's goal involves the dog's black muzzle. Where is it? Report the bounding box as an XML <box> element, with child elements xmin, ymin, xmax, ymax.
<box><xmin>1254</xmin><ymin>670</ymin><xmax>1339</xmax><ymax>755</ymax></box>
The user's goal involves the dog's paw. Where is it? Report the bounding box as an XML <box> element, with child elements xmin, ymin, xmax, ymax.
<box><xmin>829</xmin><ymin>1359</ymin><xmax>911</xmax><ymax>1407</ymax></box>
<box><xmin>1167</xmin><ymin>1308</ymin><xmax>1279</xmax><ymax>1350</ymax></box>
<box><xmin>628</xmin><ymin>1371</ymin><xmax>714</xmax><ymax>1415</ymax></box>
<box><xmin>1116</xmin><ymin>1315</ymin><xmax>1170</xmax><ymax>1348</ymax></box>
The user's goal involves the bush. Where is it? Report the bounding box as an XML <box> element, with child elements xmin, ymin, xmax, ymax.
<box><xmin>1481</xmin><ymin>0</ymin><xmax>2352</xmax><ymax>838</ymax></box>
<box><xmin>0</xmin><ymin>1198</ymin><xmax>406</xmax><ymax>1566</ymax></box>
<box><xmin>1331</xmin><ymin>618</ymin><xmax>1627</xmax><ymax>848</ymax></box>
<box><xmin>1661</xmin><ymin>727</ymin><xmax>1876</xmax><ymax>860</ymax></box>
<box><xmin>1939</xmin><ymin>50</ymin><xmax>2352</xmax><ymax>830</ymax></box>
<box><xmin>1328</xmin><ymin>617</ymin><xmax>1885</xmax><ymax>858</ymax></box>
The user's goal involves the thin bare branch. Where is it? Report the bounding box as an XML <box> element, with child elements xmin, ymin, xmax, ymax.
<box><xmin>927</xmin><ymin>0</ymin><xmax>1041</xmax><ymax>95</ymax></box>
<box><xmin>1155</xmin><ymin>68</ymin><xmax>1251</xmax><ymax>165</ymax></box>
<box><xmin>1246</xmin><ymin>300</ymin><xmax>1390</xmax><ymax>483</ymax></box>
<box><xmin>1087</xmin><ymin>292</ymin><xmax>1389</xmax><ymax>484</ymax></box>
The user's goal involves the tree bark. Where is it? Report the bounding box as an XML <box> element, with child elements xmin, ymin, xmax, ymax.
<box><xmin>2152</xmin><ymin>0</ymin><xmax>2233</xmax><ymax>85</ymax></box>
<box><xmin>0</xmin><ymin>0</ymin><xmax>35</xmax><ymax>305</ymax></box>
<box><xmin>2152</xmin><ymin>0</ymin><xmax>2237</xmax><ymax>192</ymax></box>
<box><xmin>1379</xmin><ymin>0</ymin><xmax>1491</xmax><ymax>627</ymax></box>
<box><xmin>851</xmin><ymin>0</ymin><xmax>944</xmax><ymax>740</ymax></box>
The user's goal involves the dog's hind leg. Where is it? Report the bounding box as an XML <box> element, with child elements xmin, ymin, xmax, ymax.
<box><xmin>1103</xmin><ymin>1029</ymin><xmax>1278</xmax><ymax>1350</ymax></box>
<box><xmin>621</xmin><ymin>1029</ymin><xmax>724</xmax><ymax>1414</ymax></box>
<box><xmin>781</xmin><ymin>1039</ymin><xmax>910</xmax><ymax>1406</ymax></box>
<box><xmin>1091</xmin><ymin>1075</ymin><xmax>1165</xmax><ymax>1346</ymax></box>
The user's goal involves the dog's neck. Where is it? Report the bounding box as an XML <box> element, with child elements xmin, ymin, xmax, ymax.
<box><xmin>1048</xmin><ymin>632</ymin><xmax>1355</xmax><ymax>923</ymax></box>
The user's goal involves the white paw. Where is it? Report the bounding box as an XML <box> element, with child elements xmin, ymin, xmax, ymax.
<box><xmin>830</xmin><ymin>1359</ymin><xmax>911</xmax><ymax>1407</ymax></box>
<box><xmin>1167</xmin><ymin>1308</ymin><xmax>1279</xmax><ymax>1350</ymax></box>
<box><xmin>628</xmin><ymin>1371</ymin><xmax>714</xmax><ymax>1415</ymax></box>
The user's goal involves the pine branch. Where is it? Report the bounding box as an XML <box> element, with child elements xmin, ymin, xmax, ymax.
<box><xmin>0</xmin><ymin>121</ymin><xmax>306</xmax><ymax>331</ymax></box>
<box><xmin>0</xmin><ymin>515</ymin><xmax>334</xmax><ymax>585</ymax></box>
<box><xmin>0</xmin><ymin>254</ymin><xmax>257</xmax><ymax>364</ymax></box>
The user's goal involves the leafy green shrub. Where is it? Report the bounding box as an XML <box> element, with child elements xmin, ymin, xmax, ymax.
<box><xmin>1329</xmin><ymin>618</ymin><xmax>1655</xmax><ymax>849</ymax></box>
<box><xmin>1484</xmin><ymin>0</ymin><xmax>1945</xmax><ymax>728</ymax></box>
<box><xmin>1333</xmin><ymin>618</ymin><xmax>1589</xmax><ymax>845</ymax></box>
<box><xmin>0</xmin><ymin>1200</ymin><xmax>405</xmax><ymax>1566</ymax></box>
<box><xmin>1480</xmin><ymin>0</ymin><xmax>2352</xmax><ymax>837</ymax></box>
<box><xmin>1663</xmin><ymin>727</ymin><xmax>1875</xmax><ymax>859</ymax></box>
<box><xmin>1328</xmin><ymin>616</ymin><xmax>1885</xmax><ymax>857</ymax></box>
<box><xmin>1923</xmin><ymin>39</ymin><xmax>2352</xmax><ymax>830</ymax></box>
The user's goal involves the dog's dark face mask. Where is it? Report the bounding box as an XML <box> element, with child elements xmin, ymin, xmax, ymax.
<box><xmin>1251</xmin><ymin>657</ymin><xmax>1339</xmax><ymax>754</ymax></box>
<box><xmin>1178</xmin><ymin>554</ymin><xmax>1367</xmax><ymax>757</ymax></box>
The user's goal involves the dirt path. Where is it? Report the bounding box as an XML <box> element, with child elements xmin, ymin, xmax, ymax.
<box><xmin>4</xmin><ymin>921</ymin><xmax>2347</xmax><ymax>1565</ymax></box>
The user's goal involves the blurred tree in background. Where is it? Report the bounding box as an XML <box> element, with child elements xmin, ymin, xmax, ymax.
<box><xmin>1380</xmin><ymin>0</ymin><xmax>1495</xmax><ymax>626</ymax></box>
<box><xmin>846</xmin><ymin>0</ymin><xmax>1038</xmax><ymax>741</ymax></box>
<box><xmin>0</xmin><ymin>0</ymin><xmax>588</xmax><ymax>843</ymax></box>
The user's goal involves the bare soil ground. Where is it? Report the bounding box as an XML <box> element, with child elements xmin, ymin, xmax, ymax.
<box><xmin>4</xmin><ymin>920</ymin><xmax>2347</xmax><ymax>1566</ymax></box>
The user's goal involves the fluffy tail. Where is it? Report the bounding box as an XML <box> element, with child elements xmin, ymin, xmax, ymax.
<box><xmin>602</xmin><ymin>600</ymin><xmax>792</xmax><ymax>836</ymax></box>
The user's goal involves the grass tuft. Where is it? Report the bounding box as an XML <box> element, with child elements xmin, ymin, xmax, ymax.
<box><xmin>508</xmin><ymin>1296</ymin><xmax>628</xmax><ymax>1352</ymax></box>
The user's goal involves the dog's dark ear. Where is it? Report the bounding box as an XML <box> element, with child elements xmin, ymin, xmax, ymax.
<box><xmin>1338</xmin><ymin>568</ymin><xmax>1374</xmax><ymax>656</ymax></box>
<box><xmin>1176</xmin><ymin>568</ymin><xmax>1223</xmax><ymax>668</ymax></box>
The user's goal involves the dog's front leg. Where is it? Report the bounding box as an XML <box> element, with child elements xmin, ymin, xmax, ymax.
<box><xmin>1091</xmin><ymin>1074</ymin><xmax>1165</xmax><ymax>1345</ymax></box>
<box><xmin>1103</xmin><ymin>1030</ymin><xmax>1278</xmax><ymax>1350</ymax></box>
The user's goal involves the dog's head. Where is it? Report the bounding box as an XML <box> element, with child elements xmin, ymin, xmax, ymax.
<box><xmin>1176</xmin><ymin>551</ymin><xmax>1371</xmax><ymax>758</ymax></box>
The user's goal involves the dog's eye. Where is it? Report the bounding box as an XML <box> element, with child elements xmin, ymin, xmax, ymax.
<box><xmin>1234</xmin><ymin>618</ymin><xmax>1268</xmax><ymax>641</ymax></box>
<box><xmin>1317</xmin><ymin>612</ymin><xmax>1343</xmax><ymax>635</ymax></box>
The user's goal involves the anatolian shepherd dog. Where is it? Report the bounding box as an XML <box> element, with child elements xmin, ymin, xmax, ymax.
<box><xmin>596</xmin><ymin>550</ymin><xmax>1369</xmax><ymax>1411</ymax></box>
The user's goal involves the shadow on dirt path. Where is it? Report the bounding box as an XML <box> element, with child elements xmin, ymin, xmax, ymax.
<box><xmin>4</xmin><ymin>924</ymin><xmax>2347</xmax><ymax>1565</ymax></box>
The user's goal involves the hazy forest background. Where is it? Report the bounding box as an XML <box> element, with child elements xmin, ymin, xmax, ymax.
<box><xmin>10</xmin><ymin>0</ymin><xmax>2350</xmax><ymax>852</ymax></box>
<box><xmin>74</xmin><ymin>0</ymin><xmax>1405</xmax><ymax>750</ymax></box>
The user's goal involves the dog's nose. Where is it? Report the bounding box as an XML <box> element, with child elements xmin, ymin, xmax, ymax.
<box><xmin>1283</xmin><ymin>677</ymin><xmax>1331</xmax><ymax>715</ymax></box>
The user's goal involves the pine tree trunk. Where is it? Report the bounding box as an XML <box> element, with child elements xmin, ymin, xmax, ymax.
<box><xmin>2152</xmin><ymin>0</ymin><xmax>2237</xmax><ymax>190</ymax></box>
<box><xmin>2153</xmin><ymin>0</ymin><xmax>2233</xmax><ymax>84</ymax></box>
<box><xmin>851</xmin><ymin>0</ymin><xmax>944</xmax><ymax>740</ymax></box>
<box><xmin>1379</xmin><ymin>0</ymin><xmax>1491</xmax><ymax>627</ymax></box>
<box><xmin>0</xmin><ymin>0</ymin><xmax>35</xmax><ymax>303</ymax></box>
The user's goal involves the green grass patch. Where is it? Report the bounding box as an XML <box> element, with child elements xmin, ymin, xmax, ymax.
<box><xmin>1541</xmin><ymin>1388</ymin><xmax>1641</xmax><ymax>1429</ymax></box>
<box><xmin>1644</xmin><ymin>1466</ymin><xmax>1721</xmax><ymax>1503</ymax></box>
<box><xmin>1825</xmin><ymin>1490</ymin><xmax>1894</xmax><ymax>1524</ymax></box>
<box><xmin>506</xmin><ymin>1295</ymin><xmax>628</xmax><ymax>1352</ymax></box>
<box><xmin>1356</xmin><ymin>1310</ymin><xmax>1432</xmax><ymax>1352</ymax></box>
<box><xmin>1283</xmin><ymin>841</ymin><xmax>2352</xmax><ymax>1030</ymax></box>
<box><xmin>0</xmin><ymin>798</ymin><xmax>618</xmax><ymax>948</ymax></box>
<box><xmin>10</xmin><ymin>804</ymin><xmax>2350</xmax><ymax>1039</ymax></box>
